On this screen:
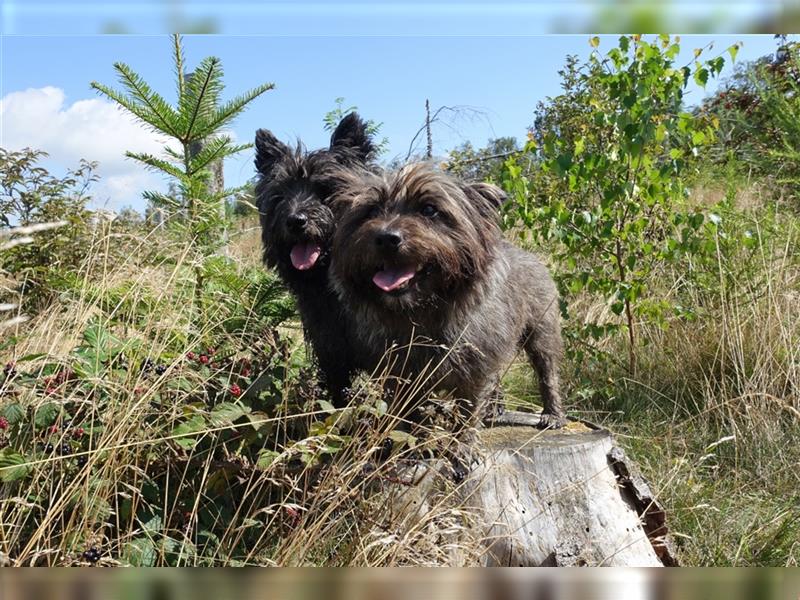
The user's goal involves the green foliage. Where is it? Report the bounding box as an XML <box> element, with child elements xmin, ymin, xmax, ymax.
<box><xmin>200</xmin><ymin>255</ymin><xmax>295</xmax><ymax>334</ymax></box>
<box><xmin>323</xmin><ymin>97</ymin><xmax>389</xmax><ymax>155</ymax></box>
<box><xmin>0</xmin><ymin>448</ymin><xmax>32</xmax><ymax>482</ymax></box>
<box><xmin>694</xmin><ymin>37</ymin><xmax>800</xmax><ymax>207</ymax></box>
<box><xmin>749</xmin><ymin>42</ymin><xmax>800</xmax><ymax>198</ymax></box>
<box><xmin>444</xmin><ymin>137</ymin><xmax>520</xmax><ymax>182</ymax></box>
<box><xmin>0</xmin><ymin>148</ymin><xmax>97</xmax><ymax>306</ymax></box>
<box><xmin>0</xmin><ymin>148</ymin><xmax>96</xmax><ymax>229</ymax></box>
<box><xmin>503</xmin><ymin>35</ymin><xmax>732</xmax><ymax>374</ymax></box>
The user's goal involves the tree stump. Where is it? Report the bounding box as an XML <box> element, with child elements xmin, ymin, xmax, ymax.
<box><xmin>383</xmin><ymin>412</ymin><xmax>677</xmax><ymax>567</ymax></box>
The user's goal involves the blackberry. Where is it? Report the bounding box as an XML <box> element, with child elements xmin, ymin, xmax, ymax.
<box><xmin>77</xmin><ymin>455</ymin><xmax>88</xmax><ymax>467</ymax></box>
<box><xmin>82</xmin><ymin>547</ymin><xmax>101</xmax><ymax>563</ymax></box>
<box><xmin>141</xmin><ymin>358</ymin><xmax>154</xmax><ymax>372</ymax></box>
<box><xmin>154</xmin><ymin>364</ymin><xmax>167</xmax><ymax>376</ymax></box>
<box><xmin>378</xmin><ymin>438</ymin><xmax>394</xmax><ymax>461</ymax></box>
<box><xmin>60</xmin><ymin>443</ymin><xmax>72</xmax><ymax>455</ymax></box>
<box><xmin>45</xmin><ymin>443</ymin><xmax>55</xmax><ymax>454</ymax></box>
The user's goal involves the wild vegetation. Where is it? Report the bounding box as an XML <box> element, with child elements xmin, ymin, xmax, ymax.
<box><xmin>1</xmin><ymin>34</ymin><xmax>798</xmax><ymax>566</ymax></box>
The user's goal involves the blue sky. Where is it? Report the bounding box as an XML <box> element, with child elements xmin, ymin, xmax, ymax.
<box><xmin>0</xmin><ymin>2</ymin><xmax>776</xmax><ymax>36</ymax></box>
<box><xmin>0</xmin><ymin>33</ymin><xmax>782</xmax><ymax>211</ymax></box>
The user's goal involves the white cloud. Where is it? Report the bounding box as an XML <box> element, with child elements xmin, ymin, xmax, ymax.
<box><xmin>0</xmin><ymin>86</ymin><xmax>171</xmax><ymax>211</ymax></box>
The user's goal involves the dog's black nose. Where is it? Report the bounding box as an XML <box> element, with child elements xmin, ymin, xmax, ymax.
<box><xmin>287</xmin><ymin>213</ymin><xmax>307</xmax><ymax>232</ymax></box>
<box><xmin>375</xmin><ymin>229</ymin><xmax>403</xmax><ymax>248</ymax></box>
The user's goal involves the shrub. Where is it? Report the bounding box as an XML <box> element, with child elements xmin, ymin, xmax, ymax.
<box><xmin>0</xmin><ymin>148</ymin><xmax>97</xmax><ymax>308</ymax></box>
<box><xmin>502</xmin><ymin>35</ymin><xmax>734</xmax><ymax>375</ymax></box>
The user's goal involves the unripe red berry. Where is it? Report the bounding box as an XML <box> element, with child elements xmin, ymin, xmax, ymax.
<box><xmin>73</xmin><ymin>427</ymin><xmax>85</xmax><ymax>439</ymax></box>
<box><xmin>186</xmin><ymin>352</ymin><xmax>196</xmax><ymax>360</ymax></box>
<box><xmin>0</xmin><ymin>416</ymin><xmax>8</xmax><ymax>430</ymax></box>
<box><xmin>199</xmin><ymin>355</ymin><xmax>209</xmax><ymax>365</ymax></box>
<box><xmin>229</xmin><ymin>384</ymin><xmax>242</xmax><ymax>397</ymax></box>
<box><xmin>284</xmin><ymin>505</ymin><xmax>301</xmax><ymax>528</ymax></box>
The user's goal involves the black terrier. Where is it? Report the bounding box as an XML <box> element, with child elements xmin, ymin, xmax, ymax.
<box><xmin>254</xmin><ymin>113</ymin><xmax>375</xmax><ymax>405</ymax></box>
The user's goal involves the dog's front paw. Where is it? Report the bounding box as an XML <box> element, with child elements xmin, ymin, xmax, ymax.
<box><xmin>537</xmin><ymin>412</ymin><xmax>567</xmax><ymax>430</ymax></box>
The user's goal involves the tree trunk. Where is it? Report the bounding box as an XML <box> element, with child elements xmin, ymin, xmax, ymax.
<box><xmin>425</xmin><ymin>99</ymin><xmax>433</xmax><ymax>159</ymax></box>
<box><xmin>383</xmin><ymin>412</ymin><xmax>677</xmax><ymax>567</ymax></box>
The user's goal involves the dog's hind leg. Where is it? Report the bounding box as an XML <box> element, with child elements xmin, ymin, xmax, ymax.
<box><xmin>522</xmin><ymin>323</ymin><xmax>567</xmax><ymax>429</ymax></box>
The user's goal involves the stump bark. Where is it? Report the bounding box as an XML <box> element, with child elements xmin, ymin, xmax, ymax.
<box><xmin>384</xmin><ymin>412</ymin><xmax>677</xmax><ymax>567</ymax></box>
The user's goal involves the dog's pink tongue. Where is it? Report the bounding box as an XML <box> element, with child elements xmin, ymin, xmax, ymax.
<box><xmin>373</xmin><ymin>266</ymin><xmax>416</xmax><ymax>292</ymax></box>
<box><xmin>290</xmin><ymin>242</ymin><xmax>322</xmax><ymax>270</ymax></box>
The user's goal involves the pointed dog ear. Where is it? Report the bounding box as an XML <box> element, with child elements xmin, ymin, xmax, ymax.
<box><xmin>255</xmin><ymin>128</ymin><xmax>290</xmax><ymax>174</ymax></box>
<box><xmin>463</xmin><ymin>182</ymin><xmax>508</xmax><ymax>217</ymax></box>
<box><xmin>329</xmin><ymin>112</ymin><xmax>375</xmax><ymax>163</ymax></box>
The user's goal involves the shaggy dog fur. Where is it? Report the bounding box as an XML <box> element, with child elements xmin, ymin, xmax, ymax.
<box><xmin>330</xmin><ymin>163</ymin><xmax>566</xmax><ymax>428</ymax></box>
<box><xmin>254</xmin><ymin>113</ymin><xmax>374</xmax><ymax>405</ymax></box>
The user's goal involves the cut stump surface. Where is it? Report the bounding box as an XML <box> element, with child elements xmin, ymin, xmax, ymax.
<box><xmin>385</xmin><ymin>411</ymin><xmax>677</xmax><ymax>567</ymax></box>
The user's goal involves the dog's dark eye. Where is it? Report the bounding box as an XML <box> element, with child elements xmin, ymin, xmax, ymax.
<box><xmin>420</xmin><ymin>203</ymin><xmax>438</xmax><ymax>217</ymax></box>
<box><xmin>314</xmin><ymin>183</ymin><xmax>333</xmax><ymax>199</ymax></box>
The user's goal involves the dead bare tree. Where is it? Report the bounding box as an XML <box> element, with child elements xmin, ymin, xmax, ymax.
<box><xmin>404</xmin><ymin>104</ymin><xmax>491</xmax><ymax>162</ymax></box>
<box><xmin>425</xmin><ymin>99</ymin><xmax>433</xmax><ymax>159</ymax></box>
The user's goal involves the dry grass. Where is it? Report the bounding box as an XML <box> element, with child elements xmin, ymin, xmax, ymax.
<box><xmin>0</xmin><ymin>224</ymin><xmax>489</xmax><ymax>566</ymax></box>
<box><xmin>1</xmin><ymin>178</ymin><xmax>799</xmax><ymax>566</ymax></box>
